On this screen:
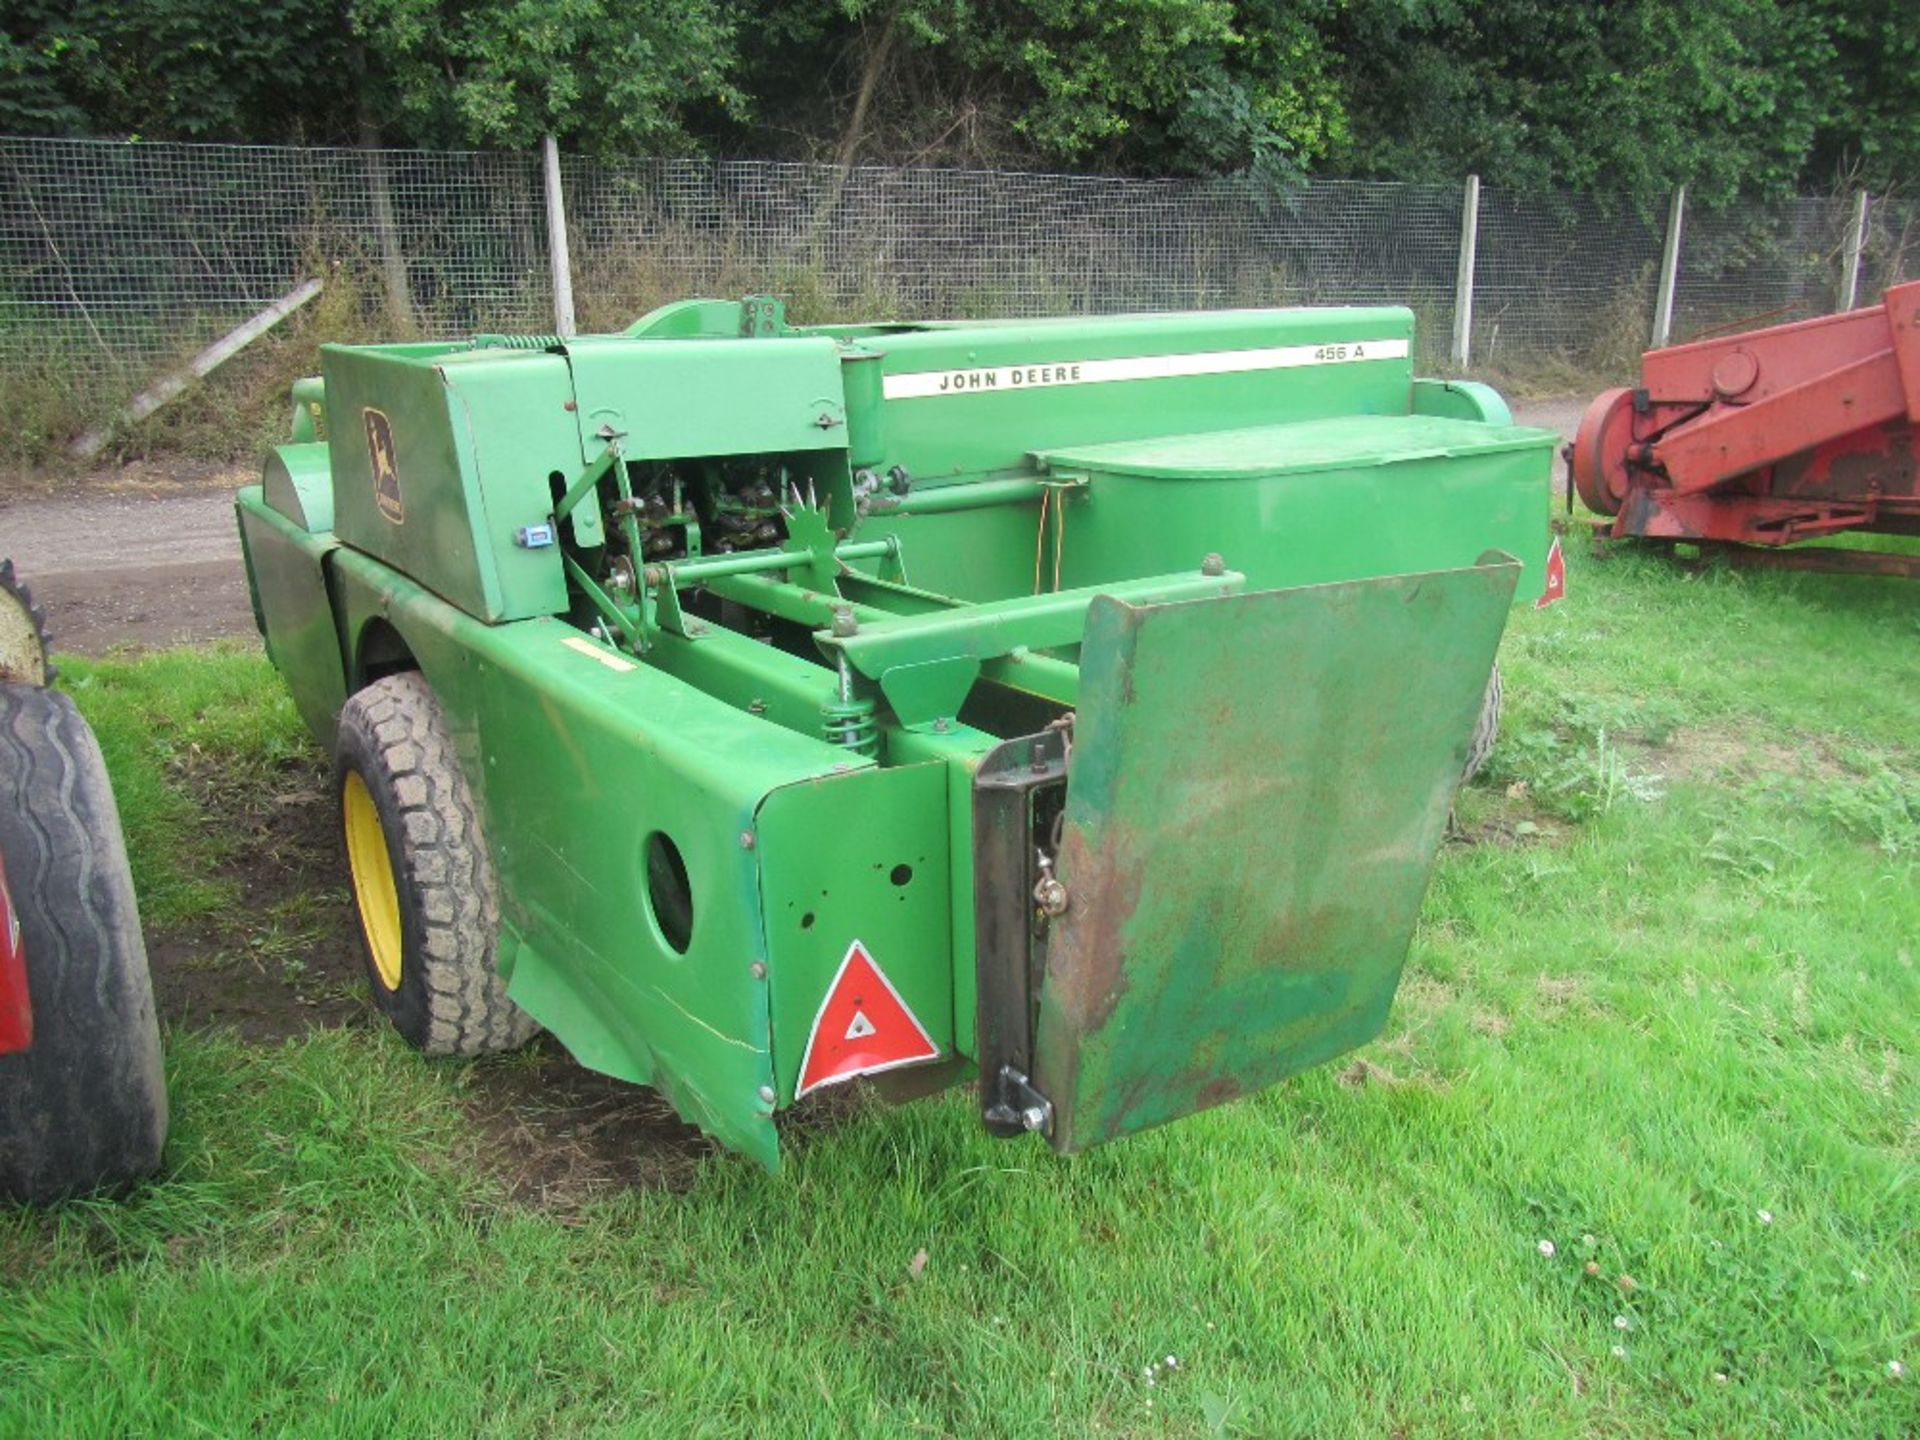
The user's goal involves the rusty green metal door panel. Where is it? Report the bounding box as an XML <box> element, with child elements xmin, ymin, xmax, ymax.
<box><xmin>1031</xmin><ymin>556</ymin><xmax>1521</xmax><ymax>1152</ymax></box>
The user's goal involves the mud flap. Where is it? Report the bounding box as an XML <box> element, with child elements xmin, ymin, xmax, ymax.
<box><xmin>1026</xmin><ymin>554</ymin><xmax>1520</xmax><ymax>1152</ymax></box>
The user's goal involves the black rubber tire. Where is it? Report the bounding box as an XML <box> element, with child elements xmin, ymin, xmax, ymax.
<box><xmin>0</xmin><ymin>682</ymin><xmax>167</xmax><ymax>1205</ymax></box>
<box><xmin>0</xmin><ymin>559</ymin><xmax>55</xmax><ymax>687</ymax></box>
<box><xmin>1461</xmin><ymin>663</ymin><xmax>1502</xmax><ymax>786</ymax></box>
<box><xmin>334</xmin><ymin>673</ymin><xmax>538</xmax><ymax>1056</ymax></box>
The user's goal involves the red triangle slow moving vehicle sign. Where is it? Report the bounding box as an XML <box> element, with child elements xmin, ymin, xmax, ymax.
<box><xmin>796</xmin><ymin>940</ymin><xmax>941</xmax><ymax>1097</ymax></box>
<box><xmin>1535</xmin><ymin>535</ymin><xmax>1567</xmax><ymax>608</ymax></box>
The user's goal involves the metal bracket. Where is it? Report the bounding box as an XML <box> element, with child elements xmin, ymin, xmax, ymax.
<box><xmin>983</xmin><ymin>1066</ymin><xmax>1054</xmax><ymax>1137</ymax></box>
<box><xmin>739</xmin><ymin>294</ymin><xmax>786</xmax><ymax>337</ymax></box>
<box><xmin>972</xmin><ymin>726</ymin><xmax>1070</xmax><ymax>1139</ymax></box>
<box><xmin>552</xmin><ymin>442</ymin><xmax>618</xmax><ymax>548</ymax></box>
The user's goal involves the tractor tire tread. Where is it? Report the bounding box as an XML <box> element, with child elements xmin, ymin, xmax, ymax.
<box><xmin>337</xmin><ymin>674</ymin><xmax>537</xmax><ymax>1057</ymax></box>
<box><xmin>0</xmin><ymin>682</ymin><xmax>167</xmax><ymax>1204</ymax></box>
<box><xmin>1461</xmin><ymin>663</ymin><xmax>1502</xmax><ymax>786</ymax></box>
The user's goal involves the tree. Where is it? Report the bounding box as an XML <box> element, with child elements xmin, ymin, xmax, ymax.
<box><xmin>1</xmin><ymin>0</ymin><xmax>354</xmax><ymax>143</ymax></box>
<box><xmin>0</xmin><ymin>5</ymin><xmax>93</xmax><ymax>137</ymax></box>
<box><xmin>1325</xmin><ymin>1</ymin><xmax>1839</xmax><ymax>206</ymax></box>
<box><xmin>0</xmin><ymin>0</ymin><xmax>1912</xmax><ymax>197</ymax></box>
<box><xmin>729</xmin><ymin>0</ymin><xmax>1349</xmax><ymax>179</ymax></box>
<box><xmin>1802</xmin><ymin>0</ymin><xmax>1920</xmax><ymax>191</ymax></box>
<box><xmin>1</xmin><ymin>0</ymin><xmax>741</xmax><ymax>155</ymax></box>
<box><xmin>350</xmin><ymin>0</ymin><xmax>742</xmax><ymax>154</ymax></box>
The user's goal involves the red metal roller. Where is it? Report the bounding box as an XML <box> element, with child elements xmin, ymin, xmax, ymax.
<box><xmin>1571</xmin><ymin>386</ymin><xmax>1635</xmax><ymax>516</ymax></box>
<box><xmin>1576</xmin><ymin>282</ymin><xmax>1920</xmax><ymax>570</ymax></box>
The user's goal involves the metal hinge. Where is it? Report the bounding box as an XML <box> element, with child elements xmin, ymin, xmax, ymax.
<box><xmin>984</xmin><ymin>1066</ymin><xmax>1053</xmax><ymax>1137</ymax></box>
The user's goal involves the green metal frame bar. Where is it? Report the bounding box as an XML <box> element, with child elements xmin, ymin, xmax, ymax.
<box><xmin>648</xmin><ymin>538</ymin><xmax>896</xmax><ymax>588</ymax></box>
<box><xmin>835</xmin><ymin>571</ymin><xmax>957</xmax><ymax>615</ymax></box>
<box><xmin>288</xmin><ymin>375</ymin><xmax>326</xmax><ymax>442</ymax></box>
<box><xmin>703</xmin><ymin>566</ymin><xmax>1235</xmax><ymax>728</ymax></box>
<box><xmin>979</xmin><ymin>651</ymin><xmax>1078</xmax><ymax>706</ymax></box>
<box><xmin>822</xmin><ymin>568</ymin><xmax>1243</xmax><ymax>679</ymax></box>
<box><xmin>871</xmin><ymin>476</ymin><xmax>1062</xmax><ymax>517</ymax></box>
<box><xmin>553</xmin><ymin>445</ymin><xmax>619</xmax><ymax>524</ymax></box>
<box><xmin>686</xmin><ymin>573</ymin><xmax>1080</xmax><ymax>717</ymax></box>
<box><xmin>835</xmin><ymin>572</ymin><xmax>1081</xmax><ymax>703</ymax></box>
<box><xmin>703</xmin><ymin>573</ymin><xmax>878</xmax><ymax>629</ymax></box>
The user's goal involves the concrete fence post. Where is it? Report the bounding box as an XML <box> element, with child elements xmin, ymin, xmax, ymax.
<box><xmin>542</xmin><ymin>136</ymin><xmax>577</xmax><ymax>337</ymax></box>
<box><xmin>1652</xmin><ymin>185</ymin><xmax>1686</xmax><ymax>349</ymax></box>
<box><xmin>1838</xmin><ymin>189</ymin><xmax>1870</xmax><ymax>312</ymax></box>
<box><xmin>1451</xmin><ymin>174</ymin><xmax>1480</xmax><ymax>367</ymax></box>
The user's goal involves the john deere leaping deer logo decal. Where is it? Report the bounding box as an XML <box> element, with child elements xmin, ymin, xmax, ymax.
<box><xmin>364</xmin><ymin>407</ymin><xmax>404</xmax><ymax>524</ymax></box>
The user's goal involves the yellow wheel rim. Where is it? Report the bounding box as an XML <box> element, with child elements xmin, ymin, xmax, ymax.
<box><xmin>343</xmin><ymin>770</ymin><xmax>404</xmax><ymax>991</ymax></box>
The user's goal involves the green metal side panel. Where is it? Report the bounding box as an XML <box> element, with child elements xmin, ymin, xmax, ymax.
<box><xmin>328</xmin><ymin>550</ymin><xmax>863</xmax><ymax>1168</ymax></box>
<box><xmin>235</xmin><ymin>488</ymin><xmax>346</xmax><ymax>748</ymax></box>
<box><xmin>1032</xmin><ymin>556</ymin><xmax>1521</xmax><ymax>1152</ymax></box>
<box><xmin>852</xmin><ymin>422</ymin><xmax>1554</xmax><ymax>605</ymax></box>
<box><xmin>754</xmin><ymin>764</ymin><xmax>954</xmax><ymax>1101</ymax></box>
<box><xmin>887</xmin><ymin>726</ymin><xmax>998</xmax><ymax>1062</ymax></box>
<box><xmin>324</xmin><ymin>345</ymin><xmax>575</xmax><ymax>623</ymax></box>
<box><xmin>867</xmin><ymin>308</ymin><xmax>1416</xmax><ymax>485</ymax></box>
<box><xmin>1036</xmin><ymin>415</ymin><xmax>1555</xmax><ymax>479</ymax></box>
<box><xmin>560</xmin><ymin>335</ymin><xmax>851</xmax><ymax>464</ymax></box>
<box><xmin>853</xmin><ymin>503</ymin><xmax>1038</xmax><ymax>604</ymax></box>
<box><xmin>1041</xmin><ymin>447</ymin><xmax>1553</xmax><ymax>601</ymax></box>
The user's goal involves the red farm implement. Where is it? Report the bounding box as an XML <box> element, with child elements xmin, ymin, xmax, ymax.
<box><xmin>1572</xmin><ymin>280</ymin><xmax>1920</xmax><ymax>576</ymax></box>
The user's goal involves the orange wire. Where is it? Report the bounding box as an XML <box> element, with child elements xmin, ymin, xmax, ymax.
<box><xmin>1051</xmin><ymin>485</ymin><xmax>1066</xmax><ymax>591</ymax></box>
<box><xmin>1033</xmin><ymin>485</ymin><xmax>1052</xmax><ymax>594</ymax></box>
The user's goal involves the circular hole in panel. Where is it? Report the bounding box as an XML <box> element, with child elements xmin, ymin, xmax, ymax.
<box><xmin>644</xmin><ymin>832</ymin><xmax>695</xmax><ymax>954</ymax></box>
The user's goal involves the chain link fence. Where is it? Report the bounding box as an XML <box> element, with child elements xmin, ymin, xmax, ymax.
<box><xmin>0</xmin><ymin>138</ymin><xmax>549</xmax><ymax>378</ymax></box>
<box><xmin>3</xmin><ymin>135</ymin><xmax>1914</xmax><ymax>411</ymax></box>
<box><xmin>565</xmin><ymin>163</ymin><xmax>1469</xmax><ymax>340</ymax></box>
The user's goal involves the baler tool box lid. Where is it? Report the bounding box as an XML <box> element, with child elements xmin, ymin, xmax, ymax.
<box><xmin>1034</xmin><ymin>415</ymin><xmax>1561</xmax><ymax>480</ymax></box>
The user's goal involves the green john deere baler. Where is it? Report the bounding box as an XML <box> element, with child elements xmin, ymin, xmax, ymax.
<box><xmin>236</xmin><ymin>297</ymin><xmax>1561</xmax><ymax>1168</ymax></box>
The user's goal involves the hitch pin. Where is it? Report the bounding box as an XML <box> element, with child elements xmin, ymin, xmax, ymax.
<box><xmin>1033</xmin><ymin>849</ymin><xmax>1069</xmax><ymax>918</ymax></box>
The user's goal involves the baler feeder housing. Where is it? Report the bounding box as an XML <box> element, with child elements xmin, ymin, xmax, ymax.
<box><xmin>236</xmin><ymin>297</ymin><xmax>1558</xmax><ymax>1168</ymax></box>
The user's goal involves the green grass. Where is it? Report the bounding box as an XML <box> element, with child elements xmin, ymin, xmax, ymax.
<box><xmin>3</xmin><ymin>539</ymin><xmax>1916</xmax><ymax>1437</ymax></box>
<box><xmin>53</xmin><ymin>643</ymin><xmax>310</xmax><ymax>928</ymax></box>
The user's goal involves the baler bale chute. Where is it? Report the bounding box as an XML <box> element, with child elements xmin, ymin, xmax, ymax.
<box><xmin>236</xmin><ymin>297</ymin><xmax>1561</xmax><ymax>1168</ymax></box>
<box><xmin>1573</xmin><ymin>280</ymin><xmax>1920</xmax><ymax>576</ymax></box>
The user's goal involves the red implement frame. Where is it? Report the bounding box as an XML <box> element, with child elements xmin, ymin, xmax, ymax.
<box><xmin>1572</xmin><ymin>281</ymin><xmax>1920</xmax><ymax>573</ymax></box>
